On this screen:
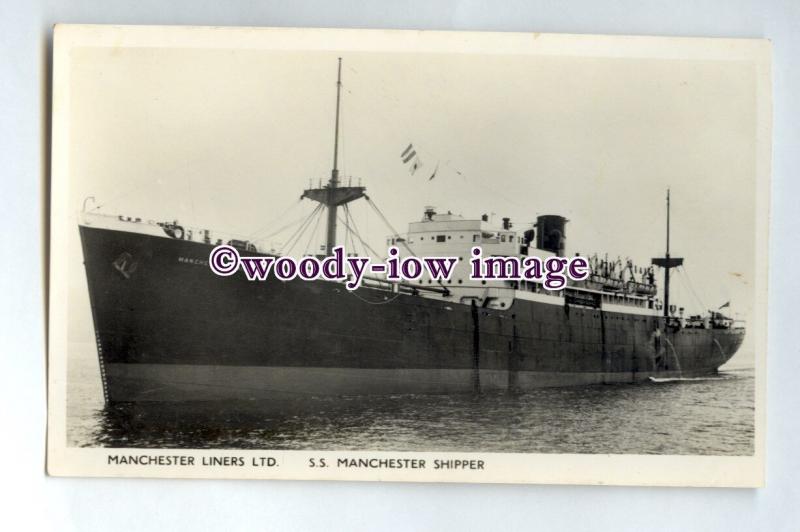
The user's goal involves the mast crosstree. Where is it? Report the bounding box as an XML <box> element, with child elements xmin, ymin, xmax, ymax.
<box><xmin>301</xmin><ymin>57</ymin><xmax>366</xmax><ymax>255</ymax></box>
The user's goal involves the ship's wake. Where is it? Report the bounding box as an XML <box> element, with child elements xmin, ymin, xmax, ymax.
<box><xmin>648</xmin><ymin>375</ymin><xmax>734</xmax><ymax>383</ymax></box>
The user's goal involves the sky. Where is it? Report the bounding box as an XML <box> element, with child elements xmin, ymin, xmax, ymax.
<box><xmin>66</xmin><ymin>45</ymin><xmax>759</xmax><ymax>360</ymax></box>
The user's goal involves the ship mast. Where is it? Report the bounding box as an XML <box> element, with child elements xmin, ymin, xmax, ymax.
<box><xmin>301</xmin><ymin>57</ymin><xmax>366</xmax><ymax>255</ymax></box>
<box><xmin>652</xmin><ymin>189</ymin><xmax>683</xmax><ymax>318</ymax></box>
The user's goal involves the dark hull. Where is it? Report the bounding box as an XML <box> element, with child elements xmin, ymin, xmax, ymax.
<box><xmin>79</xmin><ymin>225</ymin><xmax>745</xmax><ymax>403</ymax></box>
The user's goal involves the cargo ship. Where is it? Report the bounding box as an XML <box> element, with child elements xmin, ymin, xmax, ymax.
<box><xmin>78</xmin><ymin>59</ymin><xmax>745</xmax><ymax>403</ymax></box>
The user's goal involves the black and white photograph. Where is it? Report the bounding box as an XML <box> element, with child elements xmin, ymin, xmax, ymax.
<box><xmin>46</xmin><ymin>25</ymin><xmax>769</xmax><ymax>486</ymax></box>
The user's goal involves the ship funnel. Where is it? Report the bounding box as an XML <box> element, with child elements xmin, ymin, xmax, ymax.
<box><xmin>424</xmin><ymin>206</ymin><xmax>436</xmax><ymax>221</ymax></box>
<box><xmin>535</xmin><ymin>215</ymin><xmax>567</xmax><ymax>256</ymax></box>
<box><xmin>502</xmin><ymin>217</ymin><xmax>512</xmax><ymax>230</ymax></box>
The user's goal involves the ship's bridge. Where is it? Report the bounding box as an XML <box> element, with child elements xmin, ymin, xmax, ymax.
<box><xmin>387</xmin><ymin>208</ymin><xmax>556</xmax><ymax>310</ymax></box>
<box><xmin>405</xmin><ymin>212</ymin><xmax>518</xmax><ymax>253</ymax></box>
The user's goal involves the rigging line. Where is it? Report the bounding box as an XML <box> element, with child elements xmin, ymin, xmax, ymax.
<box><xmin>671</xmin><ymin>267</ymin><xmax>700</xmax><ymax>313</ymax></box>
<box><xmin>342</xmin><ymin>205</ymin><xmax>358</xmax><ymax>254</ymax></box>
<box><xmin>363</xmin><ymin>195</ymin><xmax>369</xmax><ymax>240</ymax></box>
<box><xmin>351</xmin><ymin>207</ymin><xmax>365</xmax><ymax>257</ymax></box>
<box><xmin>677</xmin><ymin>266</ymin><xmax>708</xmax><ymax>311</ymax></box>
<box><xmin>283</xmin><ymin>213</ymin><xmax>317</xmax><ymax>257</ymax></box>
<box><xmin>342</xmin><ymin>205</ymin><xmax>358</xmax><ymax>256</ymax></box>
<box><xmin>337</xmin><ymin>209</ymin><xmax>381</xmax><ymax>259</ymax></box>
<box><xmin>347</xmin><ymin>206</ymin><xmax>368</xmax><ymax>258</ymax></box>
<box><xmin>281</xmin><ymin>203</ymin><xmax>323</xmax><ymax>256</ymax></box>
<box><xmin>350</xmin><ymin>204</ymin><xmax>369</xmax><ymax>256</ymax></box>
<box><xmin>365</xmin><ymin>196</ymin><xmax>402</xmax><ymax>238</ymax></box>
<box><xmin>337</xmin><ymin>212</ymin><xmax>359</xmax><ymax>255</ymax></box>
<box><xmin>303</xmin><ymin>203</ymin><xmax>325</xmax><ymax>255</ymax></box>
<box><xmin>87</xmin><ymin>175</ymin><xmax>168</xmax><ymax>213</ymax></box>
<box><xmin>677</xmin><ymin>267</ymin><xmax>704</xmax><ymax>310</ymax></box>
<box><xmin>248</xmin><ymin>199</ymin><xmax>303</xmax><ymax>240</ymax></box>
<box><xmin>415</xmin><ymin>150</ymin><xmax>530</xmax><ymax>211</ymax></box>
<box><xmin>344</xmin><ymin>206</ymin><xmax>380</xmax><ymax>258</ymax></box>
<box><xmin>340</xmin><ymin>79</ymin><xmax>347</xmax><ymax>182</ymax></box>
<box><xmin>348</xmin><ymin>289</ymin><xmax>402</xmax><ymax>305</ymax></box>
<box><xmin>346</xmin><ymin>205</ymin><xmax>377</xmax><ymax>258</ymax></box>
<box><xmin>675</xmin><ymin>272</ymin><xmax>703</xmax><ymax>314</ymax></box>
<box><xmin>286</xmin><ymin>204</ymin><xmax>325</xmax><ymax>256</ymax></box>
<box><xmin>343</xmin><ymin>204</ymin><xmax>354</xmax><ymax>255</ymax></box>
<box><xmin>346</xmin><ymin>207</ymin><xmax>362</xmax><ymax>258</ymax></box>
<box><xmin>349</xmin><ymin>220</ymin><xmax>360</xmax><ymax>256</ymax></box>
<box><xmin>365</xmin><ymin>196</ymin><xmax>419</xmax><ymax>257</ymax></box>
<box><xmin>342</xmin><ymin>203</ymin><xmax>350</xmax><ymax>250</ymax></box>
<box><xmin>255</xmin><ymin>208</ymin><xmax>319</xmax><ymax>244</ymax></box>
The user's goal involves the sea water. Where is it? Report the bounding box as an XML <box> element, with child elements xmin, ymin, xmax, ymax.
<box><xmin>66</xmin><ymin>345</ymin><xmax>754</xmax><ymax>455</ymax></box>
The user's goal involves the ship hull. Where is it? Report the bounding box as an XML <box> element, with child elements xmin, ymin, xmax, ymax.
<box><xmin>79</xmin><ymin>225</ymin><xmax>745</xmax><ymax>403</ymax></box>
<box><xmin>104</xmin><ymin>364</ymin><xmax>703</xmax><ymax>402</ymax></box>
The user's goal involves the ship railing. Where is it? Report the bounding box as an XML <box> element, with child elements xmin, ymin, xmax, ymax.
<box><xmin>80</xmin><ymin>211</ymin><xmax>277</xmax><ymax>252</ymax></box>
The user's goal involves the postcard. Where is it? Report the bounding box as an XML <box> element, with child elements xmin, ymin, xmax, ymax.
<box><xmin>47</xmin><ymin>24</ymin><xmax>770</xmax><ymax>486</ymax></box>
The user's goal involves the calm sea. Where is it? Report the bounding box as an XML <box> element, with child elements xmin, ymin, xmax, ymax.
<box><xmin>66</xmin><ymin>348</ymin><xmax>755</xmax><ymax>455</ymax></box>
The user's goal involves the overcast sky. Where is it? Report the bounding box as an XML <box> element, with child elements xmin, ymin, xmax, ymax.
<box><xmin>67</xmin><ymin>45</ymin><xmax>759</xmax><ymax>361</ymax></box>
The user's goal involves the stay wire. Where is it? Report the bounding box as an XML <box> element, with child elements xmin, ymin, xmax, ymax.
<box><xmin>677</xmin><ymin>266</ymin><xmax>708</xmax><ymax>312</ymax></box>
<box><xmin>337</xmin><ymin>208</ymin><xmax>381</xmax><ymax>259</ymax></box>
<box><xmin>303</xmin><ymin>204</ymin><xmax>325</xmax><ymax>255</ymax></box>
<box><xmin>248</xmin><ymin>199</ymin><xmax>304</xmax><ymax>240</ymax></box>
<box><xmin>281</xmin><ymin>203</ymin><xmax>324</xmax><ymax>256</ymax></box>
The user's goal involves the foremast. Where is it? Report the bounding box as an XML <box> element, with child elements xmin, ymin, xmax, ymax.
<box><xmin>301</xmin><ymin>57</ymin><xmax>366</xmax><ymax>255</ymax></box>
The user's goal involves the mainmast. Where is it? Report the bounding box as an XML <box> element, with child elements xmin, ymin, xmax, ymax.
<box><xmin>302</xmin><ymin>57</ymin><xmax>366</xmax><ymax>255</ymax></box>
<box><xmin>652</xmin><ymin>189</ymin><xmax>683</xmax><ymax>318</ymax></box>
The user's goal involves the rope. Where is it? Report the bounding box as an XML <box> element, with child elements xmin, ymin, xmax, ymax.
<box><xmin>248</xmin><ymin>199</ymin><xmax>303</xmax><ymax>240</ymax></box>
<box><xmin>348</xmin><ymin>289</ymin><xmax>402</xmax><ymax>305</ymax></box>
<box><xmin>676</xmin><ymin>266</ymin><xmax>707</xmax><ymax>312</ymax></box>
<box><xmin>281</xmin><ymin>203</ymin><xmax>324</xmax><ymax>256</ymax></box>
<box><xmin>303</xmin><ymin>204</ymin><xmax>325</xmax><ymax>255</ymax></box>
<box><xmin>86</xmin><ymin>176</ymin><xmax>165</xmax><ymax>213</ymax></box>
<box><xmin>365</xmin><ymin>196</ymin><xmax>416</xmax><ymax>258</ymax></box>
<box><xmin>338</xmin><ymin>207</ymin><xmax>382</xmax><ymax>259</ymax></box>
<box><xmin>252</xmin><ymin>210</ymin><xmax>312</xmax><ymax>246</ymax></box>
<box><xmin>342</xmin><ymin>204</ymin><xmax>353</xmax><ymax>254</ymax></box>
<box><xmin>343</xmin><ymin>205</ymin><xmax>360</xmax><ymax>256</ymax></box>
